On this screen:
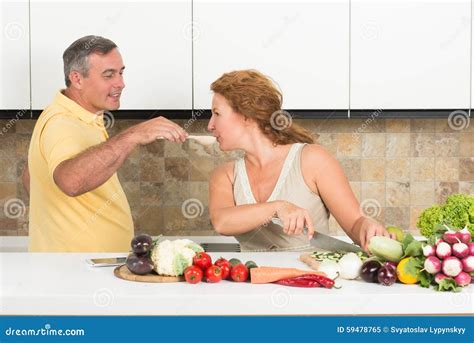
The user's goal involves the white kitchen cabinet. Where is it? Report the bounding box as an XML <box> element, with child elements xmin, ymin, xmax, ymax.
<box><xmin>193</xmin><ymin>0</ymin><xmax>349</xmax><ymax>110</ymax></box>
<box><xmin>351</xmin><ymin>0</ymin><xmax>471</xmax><ymax>109</ymax></box>
<box><xmin>30</xmin><ymin>0</ymin><xmax>192</xmax><ymax>110</ymax></box>
<box><xmin>0</xmin><ymin>0</ymin><xmax>30</xmax><ymax>110</ymax></box>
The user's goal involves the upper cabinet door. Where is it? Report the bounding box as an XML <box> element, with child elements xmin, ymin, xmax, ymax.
<box><xmin>30</xmin><ymin>0</ymin><xmax>192</xmax><ymax>110</ymax></box>
<box><xmin>193</xmin><ymin>0</ymin><xmax>350</xmax><ymax>110</ymax></box>
<box><xmin>0</xmin><ymin>0</ymin><xmax>30</xmax><ymax>110</ymax></box>
<box><xmin>351</xmin><ymin>0</ymin><xmax>471</xmax><ymax>109</ymax></box>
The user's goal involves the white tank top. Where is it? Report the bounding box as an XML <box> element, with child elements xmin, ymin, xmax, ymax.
<box><xmin>233</xmin><ymin>143</ymin><xmax>330</xmax><ymax>252</ymax></box>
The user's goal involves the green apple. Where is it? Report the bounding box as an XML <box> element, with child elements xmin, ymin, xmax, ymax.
<box><xmin>386</xmin><ymin>226</ymin><xmax>405</xmax><ymax>242</ymax></box>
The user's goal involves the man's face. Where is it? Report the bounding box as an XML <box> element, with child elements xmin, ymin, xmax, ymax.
<box><xmin>75</xmin><ymin>48</ymin><xmax>125</xmax><ymax>113</ymax></box>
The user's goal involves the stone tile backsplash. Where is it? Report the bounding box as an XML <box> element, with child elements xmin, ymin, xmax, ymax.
<box><xmin>0</xmin><ymin>118</ymin><xmax>472</xmax><ymax>237</ymax></box>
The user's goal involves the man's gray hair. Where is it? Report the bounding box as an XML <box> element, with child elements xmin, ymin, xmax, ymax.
<box><xmin>62</xmin><ymin>35</ymin><xmax>117</xmax><ymax>87</ymax></box>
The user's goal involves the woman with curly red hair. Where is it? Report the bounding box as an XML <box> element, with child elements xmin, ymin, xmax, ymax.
<box><xmin>208</xmin><ymin>69</ymin><xmax>392</xmax><ymax>252</ymax></box>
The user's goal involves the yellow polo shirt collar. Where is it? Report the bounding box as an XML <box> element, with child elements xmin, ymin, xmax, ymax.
<box><xmin>54</xmin><ymin>90</ymin><xmax>107</xmax><ymax>129</ymax></box>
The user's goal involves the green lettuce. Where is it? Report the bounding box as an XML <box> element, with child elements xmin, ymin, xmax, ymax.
<box><xmin>417</xmin><ymin>193</ymin><xmax>474</xmax><ymax>238</ymax></box>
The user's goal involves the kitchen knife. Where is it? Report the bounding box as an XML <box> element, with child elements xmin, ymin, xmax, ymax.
<box><xmin>271</xmin><ymin>218</ymin><xmax>363</xmax><ymax>253</ymax></box>
<box><xmin>308</xmin><ymin>231</ymin><xmax>364</xmax><ymax>253</ymax></box>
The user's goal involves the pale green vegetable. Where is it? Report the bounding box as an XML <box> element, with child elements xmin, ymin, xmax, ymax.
<box><xmin>172</xmin><ymin>253</ymin><xmax>190</xmax><ymax>276</ymax></box>
<box><xmin>368</xmin><ymin>236</ymin><xmax>403</xmax><ymax>262</ymax></box>
<box><xmin>186</xmin><ymin>242</ymin><xmax>205</xmax><ymax>253</ymax></box>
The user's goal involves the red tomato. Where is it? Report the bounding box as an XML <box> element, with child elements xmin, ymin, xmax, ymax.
<box><xmin>205</xmin><ymin>265</ymin><xmax>223</xmax><ymax>283</ymax></box>
<box><xmin>214</xmin><ymin>258</ymin><xmax>231</xmax><ymax>279</ymax></box>
<box><xmin>230</xmin><ymin>264</ymin><xmax>249</xmax><ymax>282</ymax></box>
<box><xmin>193</xmin><ymin>252</ymin><xmax>212</xmax><ymax>271</ymax></box>
<box><xmin>184</xmin><ymin>266</ymin><xmax>203</xmax><ymax>284</ymax></box>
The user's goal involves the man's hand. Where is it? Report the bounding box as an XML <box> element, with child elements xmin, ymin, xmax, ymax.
<box><xmin>125</xmin><ymin>116</ymin><xmax>188</xmax><ymax>145</ymax></box>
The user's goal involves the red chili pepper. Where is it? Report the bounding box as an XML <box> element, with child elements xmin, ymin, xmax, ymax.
<box><xmin>274</xmin><ymin>274</ymin><xmax>336</xmax><ymax>289</ymax></box>
<box><xmin>298</xmin><ymin>274</ymin><xmax>336</xmax><ymax>289</ymax></box>
<box><xmin>275</xmin><ymin>277</ymin><xmax>321</xmax><ymax>288</ymax></box>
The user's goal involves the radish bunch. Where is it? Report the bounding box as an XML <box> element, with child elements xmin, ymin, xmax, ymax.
<box><xmin>423</xmin><ymin>227</ymin><xmax>473</xmax><ymax>287</ymax></box>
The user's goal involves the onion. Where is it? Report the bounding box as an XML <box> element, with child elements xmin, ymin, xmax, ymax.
<box><xmin>318</xmin><ymin>260</ymin><xmax>341</xmax><ymax>280</ymax></box>
<box><xmin>338</xmin><ymin>253</ymin><xmax>363</xmax><ymax>280</ymax></box>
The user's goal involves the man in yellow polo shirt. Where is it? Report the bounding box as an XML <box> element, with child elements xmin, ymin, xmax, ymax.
<box><xmin>24</xmin><ymin>35</ymin><xmax>188</xmax><ymax>252</ymax></box>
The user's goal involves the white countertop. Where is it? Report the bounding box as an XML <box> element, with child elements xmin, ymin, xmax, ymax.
<box><xmin>1</xmin><ymin>236</ymin><xmax>473</xmax><ymax>315</ymax></box>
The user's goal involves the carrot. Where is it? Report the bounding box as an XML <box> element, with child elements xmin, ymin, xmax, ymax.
<box><xmin>250</xmin><ymin>266</ymin><xmax>327</xmax><ymax>284</ymax></box>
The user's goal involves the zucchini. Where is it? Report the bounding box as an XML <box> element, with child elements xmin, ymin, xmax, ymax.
<box><xmin>368</xmin><ymin>236</ymin><xmax>403</xmax><ymax>262</ymax></box>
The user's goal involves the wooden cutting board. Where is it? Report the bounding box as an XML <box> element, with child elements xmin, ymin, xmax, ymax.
<box><xmin>299</xmin><ymin>252</ymin><xmax>320</xmax><ymax>271</ymax></box>
<box><xmin>114</xmin><ymin>265</ymin><xmax>184</xmax><ymax>283</ymax></box>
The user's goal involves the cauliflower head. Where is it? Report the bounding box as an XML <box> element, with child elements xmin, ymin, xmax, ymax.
<box><xmin>151</xmin><ymin>239</ymin><xmax>204</xmax><ymax>276</ymax></box>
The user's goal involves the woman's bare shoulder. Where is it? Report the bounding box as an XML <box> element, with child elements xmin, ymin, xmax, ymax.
<box><xmin>301</xmin><ymin>143</ymin><xmax>336</xmax><ymax>164</ymax></box>
<box><xmin>301</xmin><ymin>143</ymin><xmax>342</xmax><ymax>177</ymax></box>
